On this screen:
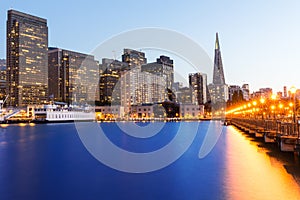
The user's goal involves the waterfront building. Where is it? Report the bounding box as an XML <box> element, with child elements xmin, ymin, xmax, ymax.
<box><xmin>189</xmin><ymin>72</ymin><xmax>207</xmax><ymax>105</ymax></box>
<box><xmin>120</xmin><ymin>49</ymin><xmax>166</xmax><ymax>113</ymax></box>
<box><xmin>250</xmin><ymin>88</ymin><xmax>273</xmax><ymax>99</ymax></box>
<box><xmin>95</xmin><ymin>105</ymin><xmax>125</xmax><ymax>120</ymax></box>
<box><xmin>228</xmin><ymin>85</ymin><xmax>242</xmax><ymax>102</ymax></box>
<box><xmin>242</xmin><ymin>84</ymin><xmax>250</xmax><ymax>101</ymax></box>
<box><xmin>141</xmin><ymin>55</ymin><xmax>174</xmax><ymax>91</ymax></box>
<box><xmin>180</xmin><ymin>103</ymin><xmax>204</xmax><ymax>119</ymax></box>
<box><xmin>122</xmin><ymin>48</ymin><xmax>147</xmax><ymax>67</ymax></box>
<box><xmin>7</xmin><ymin>10</ymin><xmax>48</xmax><ymax>107</ymax></box>
<box><xmin>176</xmin><ymin>86</ymin><xmax>192</xmax><ymax>104</ymax></box>
<box><xmin>130</xmin><ymin>104</ymin><xmax>154</xmax><ymax>119</ymax></box>
<box><xmin>0</xmin><ymin>59</ymin><xmax>6</xmax><ymax>100</ymax></box>
<box><xmin>99</xmin><ymin>59</ymin><xmax>128</xmax><ymax>106</ymax></box>
<box><xmin>120</xmin><ymin>69</ymin><xmax>165</xmax><ymax>106</ymax></box>
<box><xmin>259</xmin><ymin>88</ymin><xmax>272</xmax><ymax>98</ymax></box>
<box><xmin>208</xmin><ymin>33</ymin><xmax>228</xmax><ymax>104</ymax></box>
<box><xmin>120</xmin><ymin>49</ymin><xmax>146</xmax><ymax>113</ymax></box>
<box><xmin>48</xmin><ymin>47</ymin><xmax>99</xmax><ymax>104</ymax></box>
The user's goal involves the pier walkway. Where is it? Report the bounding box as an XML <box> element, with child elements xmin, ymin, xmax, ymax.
<box><xmin>226</xmin><ymin>118</ymin><xmax>300</xmax><ymax>154</ymax></box>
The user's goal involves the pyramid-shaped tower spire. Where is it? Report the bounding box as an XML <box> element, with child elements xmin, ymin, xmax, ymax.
<box><xmin>213</xmin><ymin>32</ymin><xmax>225</xmax><ymax>84</ymax></box>
<box><xmin>215</xmin><ymin>32</ymin><xmax>220</xmax><ymax>50</ymax></box>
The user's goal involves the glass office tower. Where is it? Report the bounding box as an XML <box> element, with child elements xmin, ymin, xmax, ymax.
<box><xmin>7</xmin><ymin>10</ymin><xmax>48</xmax><ymax>107</ymax></box>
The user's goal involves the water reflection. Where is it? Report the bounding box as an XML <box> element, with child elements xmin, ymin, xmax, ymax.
<box><xmin>224</xmin><ymin>126</ymin><xmax>300</xmax><ymax>199</ymax></box>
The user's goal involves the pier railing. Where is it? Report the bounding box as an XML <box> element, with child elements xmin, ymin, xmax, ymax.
<box><xmin>229</xmin><ymin>118</ymin><xmax>299</xmax><ymax>137</ymax></box>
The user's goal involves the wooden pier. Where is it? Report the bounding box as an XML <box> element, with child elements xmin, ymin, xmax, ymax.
<box><xmin>227</xmin><ymin>118</ymin><xmax>300</xmax><ymax>154</ymax></box>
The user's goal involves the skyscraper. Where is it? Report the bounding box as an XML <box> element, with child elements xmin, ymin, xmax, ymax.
<box><xmin>0</xmin><ymin>59</ymin><xmax>6</xmax><ymax>100</ymax></box>
<box><xmin>48</xmin><ymin>47</ymin><xmax>99</xmax><ymax>104</ymax></box>
<box><xmin>99</xmin><ymin>58</ymin><xmax>128</xmax><ymax>105</ymax></box>
<box><xmin>7</xmin><ymin>10</ymin><xmax>48</xmax><ymax>107</ymax></box>
<box><xmin>141</xmin><ymin>55</ymin><xmax>174</xmax><ymax>100</ymax></box>
<box><xmin>189</xmin><ymin>72</ymin><xmax>207</xmax><ymax>105</ymax></box>
<box><xmin>121</xmin><ymin>49</ymin><xmax>146</xmax><ymax>112</ymax></box>
<box><xmin>213</xmin><ymin>33</ymin><xmax>225</xmax><ymax>85</ymax></box>
<box><xmin>122</xmin><ymin>49</ymin><xmax>147</xmax><ymax>67</ymax></box>
<box><xmin>208</xmin><ymin>33</ymin><xmax>228</xmax><ymax>104</ymax></box>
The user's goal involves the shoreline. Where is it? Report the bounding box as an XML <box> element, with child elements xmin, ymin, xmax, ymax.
<box><xmin>0</xmin><ymin>118</ymin><xmax>215</xmax><ymax>125</ymax></box>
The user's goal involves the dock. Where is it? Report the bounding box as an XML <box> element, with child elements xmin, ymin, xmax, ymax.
<box><xmin>227</xmin><ymin>118</ymin><xmax>300</xmax><ymax>155</ymax></box>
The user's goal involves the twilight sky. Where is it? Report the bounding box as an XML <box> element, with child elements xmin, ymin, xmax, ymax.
<box><xmin>1</xmin><ymin>0</ymin><xmax>300</xmax><ymax>93</ymax></box>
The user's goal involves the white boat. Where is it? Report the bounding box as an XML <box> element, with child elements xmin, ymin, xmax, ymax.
<box><xmin>32</xmin><ymin>104</ymin><xmax>95</xmax><ymax>123</ymax></box>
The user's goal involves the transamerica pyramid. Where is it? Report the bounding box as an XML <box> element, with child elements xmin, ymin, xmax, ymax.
<box><xmin>213</xmin><ymin>33</ymin><xmax>225</xmax><ymax>85</ymax></box>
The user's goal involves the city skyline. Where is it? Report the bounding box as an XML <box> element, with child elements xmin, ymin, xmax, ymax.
<box><xmin>1</xmin><ymin>1</ymin><xmax>300</xmax><ymax>93</ymax></box>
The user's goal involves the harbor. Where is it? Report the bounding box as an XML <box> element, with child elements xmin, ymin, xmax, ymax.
<box><xmin>1</xmin><ymin>121</ymin><xmax>300</xmax><ymax>199</ymax></box>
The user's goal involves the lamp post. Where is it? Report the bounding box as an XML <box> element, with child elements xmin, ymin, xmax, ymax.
<box><xmin>260</xmin><ymin>98</ymin><xmax>265</xmax><ymax>120</ymax></box>
<box><xmin>271</xmin><ymin>94</ymin><xmax>277</xmax><ymax>121</ymax></box>
<box><xmin>290</xmin><ymin>86</ymin><xmax>297</xmax><ymax>136</ymax></box>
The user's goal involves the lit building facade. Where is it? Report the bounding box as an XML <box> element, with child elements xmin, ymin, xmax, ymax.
<box><xmin>120</xmin><ymin>69</ymin><xmax>165</xmax><ymax>106</ymax></box>
<box><xmin>122</xmin><ymin>48</ymin><xmax>147</xmax><ymax>67</ymax></box>
<box><xmin>180</xmin><ymin>104</ymin><xmax>205</xmax><ymax>119</ymax></box>
<box><xmin>208</xmin><ymin>33</ymin><xmax>228</xmax><ymax>104</ymax></box>
<box><xmin>242</xmin><ymin>84</ymin><xmax>250</xmax><ymax>101</ymax></box>
<box><xmin>141</xmin><ymin>55</ymin><xmax>174</xmax><ymax>90</ymax></box>
<box><xmin>99</xmin><ymin>58</ymin><xmax>128</xmax><ymax>105</ymax></box>
<box><xmin>177</xmin><ymin>86</ymin><xmax>192</xmax><ymax>104</ymax></box>
<box><xmin>48</xmin><ymin>47</ymin><xmax>99</xmax><ymax>104</ymax></box>
<box><xmin>120</xmin><ymin>49</ymin><xmax>167</xmax><ymax>112</ymax></box>
<box><xmin>95</xmin><ymin>105</ymin><xmax>125</xmax><ymax>120</ymax></box>
<box><xmin>0</xmin><ymin>59</ymin><xmax>6</xmax><ymax>99</ymax></box>
<box><xmin>189</xmin><ymin>72</ymin><xmax>207</xmax><ymax>105</ymax></box>
<box><xmin>7</xmin><ymin>10</ymin><xmax>48</xmax><ymax>106</ymax></box>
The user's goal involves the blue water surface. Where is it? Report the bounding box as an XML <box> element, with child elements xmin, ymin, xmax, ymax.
<box><xmin>0</xmin><ymin>121</ymin><xmax>286</xmax><ymax>200</ymax></box>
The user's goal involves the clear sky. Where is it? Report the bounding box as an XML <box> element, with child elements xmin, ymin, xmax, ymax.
<box><xmin>1</xmin><ymin>0</ymin><xmax>300</xmax><ymax>93</ymax></box>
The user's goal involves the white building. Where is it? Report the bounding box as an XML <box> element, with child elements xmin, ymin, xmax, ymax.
<box><xmin>95</xmin><ymin>105</ymin><xmax>125</xmax><ymax>120</ymax></box>
<box><xmin>180</xmin><ymin>104</ymin><xmax>205</xmax><ymax>119</ymax></box>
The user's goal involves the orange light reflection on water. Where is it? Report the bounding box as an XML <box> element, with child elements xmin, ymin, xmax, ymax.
<box><xmin>224</xmin><ymin>126</ymin><xmax>300</xmax><ymax>200</ymax></box>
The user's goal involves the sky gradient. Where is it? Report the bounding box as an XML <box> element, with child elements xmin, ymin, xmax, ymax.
<box><xmin>1</xmin><ymin>0</ymin><xmax>300</xmax><ymax>93</ymax></box>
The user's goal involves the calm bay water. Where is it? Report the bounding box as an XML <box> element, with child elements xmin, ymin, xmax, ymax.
<box><xmin>0</xmin><ymin>121</ymin><xmax>300</xmax><ymax>200</ymax></box>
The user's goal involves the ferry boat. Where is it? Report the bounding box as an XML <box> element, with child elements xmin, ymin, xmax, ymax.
<box><xmin>31</xmin><ymin>103</ymin><xmax>95</xmax><ymax>123</ymax></box>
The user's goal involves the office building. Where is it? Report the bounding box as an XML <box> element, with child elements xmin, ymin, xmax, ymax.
<box><xmin>176</xmin><ymin>86</ymin><xmax>192</xmax><ymax>104</ymax></box>
<box><xmin>7</xmin><ymin>10</ymin><xmax>48</xmax><ymax>106</ymax></box>
<box><xmin>99</xmin><ymin>59</ymin><xmax>128</xmax><ymax>105</ymax></box>
<box><xmin>48</xmin><ymin>47</ymin><xmax>99</xmax><ymax>104</ymax></box>
<box><xmin>208</xmin><ymin>33</ymin><xmax>228</xmax><ymax>104</ymax></box>
<box><xmin>122</xmin><ymin>48</ymin><xmax>147</xmax><ymax>67</ymax></box>
<box><xmin>242</xmin><ymin>84</ymin><xmax>250</xmax><ymax>101</ymax></box>
<box><xmin>142</xmin><ymin>55</ymin><xmax>174</xmax><ymax>90</ymax></box>
<box><xmin>0</xmin><ymin>59</ymin><xmax>6</xmax><ymax>99</ymax></box>
<box><xmin>189</xmin><ymin>72</ymin><xmax>207</xmax><ymax>105</ymax></box>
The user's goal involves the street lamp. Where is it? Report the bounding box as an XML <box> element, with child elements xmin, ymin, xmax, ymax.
<box><xmin>290</xmin><ymin>86</ymin><xmax>297</xmax><ymax>123</ymax></box>
<box><xmin>290</xmin><ymin>86</ymin><xmax>297</xmax><ymax>136</ymax></box>
<box><xmin>260</xmin><ymin>98</ymin><xmax>265</xmax><ymax>119</ymax></box>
